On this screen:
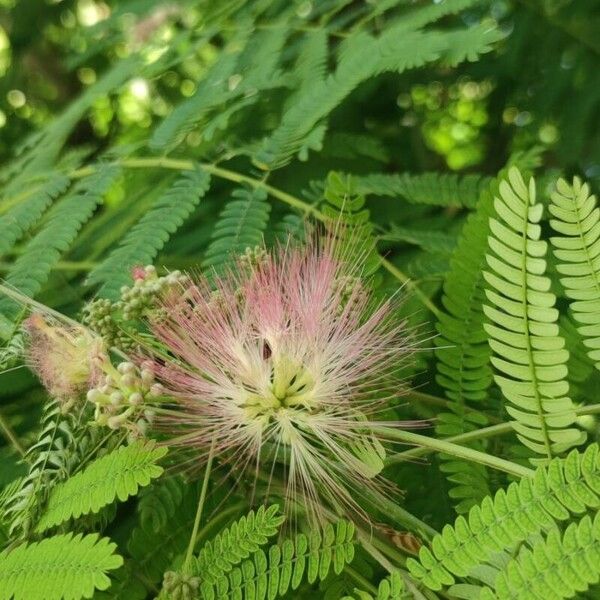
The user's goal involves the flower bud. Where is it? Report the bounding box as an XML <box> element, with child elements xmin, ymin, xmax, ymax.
<box><xmin>87</xmin><ymin>389</ymin><xmax>101</xmax><ymax>403</ymax></box>
<box><xmin>110</xmin><ymin>391</ymin><xmax>124</xmax><ymax>405</ymax></box>
<box><xmin>129</xmin><ymin>392</ymin><xmax>143</xmax><ymax>406</ymax></box>
<box><xmin>141</xmin><ymin>369</ymin><xmax>154</xmax><ymax>385</ymax></box>
<box><xmin>121</xmin><ymin>373</ymin><xmax>137</xmax><ymax>388</ymax></box>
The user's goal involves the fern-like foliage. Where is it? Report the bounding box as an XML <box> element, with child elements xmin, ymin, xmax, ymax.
<box><xmin>87</xmin><ymin>168</ymin><xmax>211</xmax><ymax>299</ymax></box>
<box><xmin>342</xmin><ymin>571</ymin><xmax>407</xmax><ymax>600</ymax></box>
<box><xmin>0</xmin><ymin>173</ymin><xmax>70</xmax><ymax>258</ymax></box>
<box><xmin>354</xmin><ymin>172</ymin><xmax>490</xmax><ymax>208</ymax></box>
<box><xmin>150</xmin><ymin>25</ymin><xmax>287</xmax><ymax>151</ymax></box>
<box><xmin>36</xmin><ymin>440</ymin><xmax>167</xmax><ymax>532</ymax></box>
<box><xmin>3</xmin><ymin>399</ymin><xmax>76</xmax><ymax>538</ymax></box>
<box><xmin>549</xmin><ymin>176</ymin><xmax>600</xmax><ymax>371</ymax></box>
<box><xmin>0</xmin><ymin>533</ymin><xmax>123</xmax><ymax>600</ymax></box>
<box><xmin>202</xmin><ymin>187</ymin><xmax>271</xmax><ymax>271</ymax></box>
<box><xmin>287</xmin><ymin>29</ymin><xmax>328</xmax><ymax>108</ymax></box>
<box><xmin>406</xmin><ymin>443</ymin><xmax>600</xmax><ymax>591</ymax></box>
<box><xmin>483</xmin><ymin>167</ymin><xmax>585</xmax><ymax>461</ymax></box>
<box><xmin>127</xmin><ymin>481</ymin><xmax>198</xmax><ymax>585</ymax></box>
<box><xmin>194</xmin><ymin>504</ymin><xmax>285</xmax><ymax>585</ymax></box>
<box><xmin>480</xmin><ymin>512</ymin><xmax>600</xmax><ymax>600</ymax></box>
<box><xmin>0</xmin><ymin>164</ymin><xmax>120</xmax><ymax>319</ymax></box>
<box><xmin>434</xmin><ymin>183</ymin><xmax>494</xmax><ymax>513</ymax></box>
<box><xmin>149</xmin><ymin>45</ymin><xmax>244</xmax><ymax>150</ymax></box>
<box><xmin>321</xmin><ymin>172</ymin><xmax>379</xmax><ymax>275</ymax></box>
<box><xmin>391</xmin><ymin>0</ymin><xmax>486</xmax><ymax>31</ymax></box>
<box><xmin>199</xmin><ymin>520</ymin><xmax>356</xmax><ymax>600</ymax></box>
<box><xmin>136</xmin><ymin>474</ymin><xmax>187</xmax><ymax>534</ymax></box>
<box><xmin>255</xmin><ymin>24</ymin><xmax>501</xmax><ymax>169</ymax></box>
<box><xmin>382</xmin><ymin>226</ymin><xmax>457</xmax><ymax>255</ymax></box>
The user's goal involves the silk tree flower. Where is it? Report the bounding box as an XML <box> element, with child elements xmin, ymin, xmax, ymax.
<box><xmin>143</xmin><ymin>236</ymin><xmax>417</xmax><ymax>524</ymax></box>
<box><xmin>24</xmin><ymin>313</ymin><xmax>106</xmax><ymax>412</ymax></box>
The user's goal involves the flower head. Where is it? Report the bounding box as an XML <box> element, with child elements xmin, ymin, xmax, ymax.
<box><xmin>24</xmin><ymin>313</ymin><xmax>106</xmax><ymax>411</ymax></box>
<box><xmin>144</xmin><ymin>236</ymin><xmax>416</xmax><ymax>524</ymax></box>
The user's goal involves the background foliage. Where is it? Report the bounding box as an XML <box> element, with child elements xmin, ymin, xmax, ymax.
<box><xmin>0</xmin><ymin>0</ymin><xmax>599</xmax><ymax>598</ymax></box>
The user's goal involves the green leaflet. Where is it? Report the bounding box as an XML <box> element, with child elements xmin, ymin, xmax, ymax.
<box><xmin>194</xmin><ymin>504</ymin><xmax>285</xmax><ymax>585</ymax></box>
<box><xmin>480</xmin><ymin>513</ymin><xmax>600</xmax><ymax>599</ymax></box>
<box><xmin>434</xmin><ymin>184</ymin><xmax>494</xmax><ymax>513</ymax></box>
<box><xmin>0</xmin><ymin>173</ymin><xmax>70</xmax><ymax>258</ymax></box>
<box><xmin>3</xmin><ymin>399</ymin><xmax>81</xmax><ymax>539</ymax></box>
<box><xmin>407</xmin><ymin>443</ymin><xmax>600</xmax><ymax>591</ymax></box>
<box><xmin>150</xmin><ymin>26</ymin><xmax>287</xmax><ymax>151</ymax></box>
<box><xmin>128</xmin><ymin>482</ymin><xmax>198</xmax><ymax>586</ymax></box>
<box><xmin>366</xmin><ymin>0</ymin><xmax>485</xmax><ymax>29</ymax></box>
<box><xmin>0</xmin><ymin>533</ymin><xmax>123</xmax><ymax>600</ymax></box>
<box><xmin>86</xmin><ymin>168</ymin><xmax>211</xmax><ymax>299</ymax></box>
<box><xmin>255</xmin><ymin>24</ymin><xmax>501</xmax><ymax>169</ymax></box>
<box><xmin>199</xmin><ymin>520</ymin><xmax>356</xmax><ymax>600</ymax></box>
<box><xmin>341</xmin><ymin>571</ymin><xmax>407</xmax><ymax>600</ymax></box>
<box><xmin>354</xmin><ymin>171</ymin><xmax>490</xmax><ymax>208</ymax></box>
<box><xmin>202</xmin><ymin>187</ymin><xmax>271</xmax><ymax>272</ymax></box>
<box><xmin>36</xmin><ymin>440</ymin><xmax>167</xmax><ymax>532</ymax></box>
<box><xmin>321</xmin><ymin>172</ymin><xmax>380</xmax><ymax>276</ymax></box>
<box><xmin>550</xmin><ymin>176</ymin><xmax>600</xmax><ymax>371</ymax></box>
<box><xmin>483</xmin><ymin>167</ymin><xmax>585</xmax><ymax>461</ymax></box>
<box><xmin>0</xmin><ymin>164</ymin><xmax>120</xmax><ymax>320</ymax></box>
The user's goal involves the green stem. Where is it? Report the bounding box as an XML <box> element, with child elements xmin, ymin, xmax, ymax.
<box><xmin>576</xmin><ymin>402</ymin><xmax>600</xmax><ymax>417</ymax></box>
<box><xmin>0</xmin><ymin>260</ymin><xmax>98</xmax><ymax>272</ymax></box>
<box><xmin>195</xmin><ymin>502</ymin><xmax>246</xmax><ymax>544</ymax></box>
<box><xmin>345</xmin><ymin>564</ymin><xmax>378</xmax><ymax>595</ymax></box>
<box><xmin>361</xmin><ymin>484</ymin><xmax>439</xmax><ymax>541</ymax></box>
<box><xmin>387</xmin><ymin>402</ymin><xmax>600</xmax><ymax>464</ymax></box>
<box><xmin>375</xmin><ymin>427</ymin><xmax>534</xmax><ymax>478</ymax></box>
<box><xmin>0</xmin><ymin>409</ymin><xmax>25</xmax><ymax>457</ymax></box>
<box><xmin>184</xmin><ymin>436</ymin><xmax>216</xmax><ymax>570</ymax></box>
<box><xmin>386</xmin><ymin>422</ymin><xmax>514</xmax><ymax>464</ymax></box>
<box><xmin>380</xmin><ymin>257</ymin><xmax>440</xmax><ymax>317</ymax></box>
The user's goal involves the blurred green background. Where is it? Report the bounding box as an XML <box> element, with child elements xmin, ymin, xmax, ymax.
<box><xmin>0</xmin><ymin>0</ymin><xmax>598</xmax><ymax>178</ymax></box>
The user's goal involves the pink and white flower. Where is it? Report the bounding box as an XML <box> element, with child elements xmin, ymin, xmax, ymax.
<box><xmin>144</xmin><ymin>236</ymin><xmax>417</xmax><ymax>523</ymax></box>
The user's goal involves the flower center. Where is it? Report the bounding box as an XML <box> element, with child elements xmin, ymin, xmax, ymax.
<box><xmin>242</xmin><ymin>354</ymin><xmax>316</xmax><ymax>423</ymax></box>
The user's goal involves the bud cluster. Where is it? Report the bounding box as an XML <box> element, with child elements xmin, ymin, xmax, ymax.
<box><xmin>336</xmin><ymin>274</ymin><xmax>362</xmax><ymax>315</ymax></box>
<box><xmin>82</xmin><ymin>265</ymin><xmax>187</xmax><ymax>349</ymax></box>
<box><xmin>82</xmin><ymin>298</ymin><xmax>127</xmax><ymax>349</ymax></box>
<box><xmin>86</xmin><ymin>360</ymin><xmax>162</xmax><ymax>439</ymax></box>
<box><xmin>161</xmin><ymin>571</ymin><xmax>200</xmax><ymax>600</ymax></box>
<box><xmin>238</xmin><ymin>245</ymin><xmax>268</xmax><ymax>271</ymax></box>
<box><xmin>120</xmin><ymin>265</ymin><xmax>187</xmax><ymax>321</ymax></box>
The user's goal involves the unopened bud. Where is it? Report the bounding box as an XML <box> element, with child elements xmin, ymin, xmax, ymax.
<box><xmin>118</xmin><ymin>362</ymin><xmax>135</xmax><ymax>374</ymax></box>
<box><xmin>129</xmin><ymin>392</ymin><xmax>143</xmax><ymax>406</ymax></box>
<box><xmin>121</xmin><ymin>373</ymin><xmax>137</xmax><ymax>387</ymax></box>
<box><xmin>110</xmin><ymin>391</ymin><xmax>124</xmax><ymax>405</ymax></box>
<box><xmin>107</xmin><ymin>415</ymin><xmax>123</xmax><ymax>430</ymax></box>
<box><xmin>87</xmin><ymin>389</ymin><xmax>101</xmax><ymax>403</ymax></box>
<box><xmin>141</xmin><ymin>369</ymin><xmax>154</xmax><ymax>385</ymax></box>
<box><xmin>149</xmin><ymin>383</ymin><xmax>164</xmax><ymax>397</ymax></box>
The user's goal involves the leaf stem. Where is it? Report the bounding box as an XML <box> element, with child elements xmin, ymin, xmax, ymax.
<box><xmin>380</xmin><ymin>257</ymin><xmax>440</xmax><ymax>316</ymax></box>
<box><xmin>361</xmin><ymin>485</ymin><xmax>439</xmax><ymax>540</ymax></box>
<box><xmin>345</xmin><ymin>564</ymin><xmax>379</xmax><ymax>595</ymax></box>
<box><xmin>0</xmin><ymin>409</ymin><xmax>25</xmax><ymax>457</ymax></box>
<box><xmin>386</xmin><ymin>422</ymin><xmax>513</xmax><ymax>464</ymax></box>
<box><xmin>386</xmin><ymin>403</ymin><xmax>600</xmax><ymax>464</ymax></box>
<box><xmin>184</xmin><ymin>436</ymin><xmax>216</xmax><ymax>570</ymax></box>
<box><xmin>375</xmin><ymin>427</ymin><xmax>534</xmax><ymax>478</ymax></box>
